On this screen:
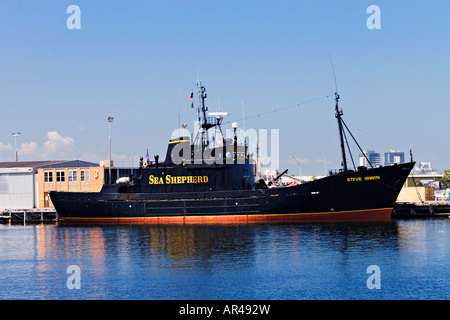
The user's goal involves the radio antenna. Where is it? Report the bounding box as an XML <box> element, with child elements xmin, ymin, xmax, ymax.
<box><xmin>329</xmin><ymin>53</ymin><xmax>338</xmax><ymax>93</ymax></box>
<box><xmin>329</xmin><ymin>54</ymin><xmax>348</xmax><ymax>171</ymax></box>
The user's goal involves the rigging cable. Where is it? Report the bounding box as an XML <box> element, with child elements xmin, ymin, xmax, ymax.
<box><xmin>341</xmin><ymin>124</ymin><xmax>356</xmax><ymax>171</ymax></box>
<box><xmin>223</xmin><ymin>94</ymin><xmax>334</xmax><ymax>125</ymax></box>
<box><xmin>410</xmin><ymin>170</ymin><xmax>425</xmax><ymax>204</ymax></box>
<box><xmin>340</xmin><ymin>117</ymin><xmax>374</xmax><ymax>169</ymax></box>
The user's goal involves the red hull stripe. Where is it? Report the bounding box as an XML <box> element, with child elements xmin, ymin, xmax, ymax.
<box><xmin>60</xmin><ymin>208</ymin><xmax>393</xmax><ymax>224</ymax></box>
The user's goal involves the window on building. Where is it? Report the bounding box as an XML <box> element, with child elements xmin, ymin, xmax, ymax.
<box><xmin>44</xmin><ymin>171</ymin><xmax>53</xmax><ymax>183</ymax></box>
<box><xmin>56</xmin><ymin>170</ymin><xmax>65</xmax><ymax>182</ymax></box>
<box><xmin>81</xmin><ymin>170</ymin><xmax>89</xmax><ymax>182</ymax></box>
<box><xmin>68</xmin><ymin>170</ymin><xmax>77</xmax><ymax>182</ymax></box>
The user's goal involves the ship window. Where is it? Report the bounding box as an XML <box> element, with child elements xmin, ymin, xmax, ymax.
<box><xmin>68</xmin><ymin>170</ymin><xmax>77</xmax><ymax>182</ymax></box>
<box><xmin>44</xmin><ymin>171</ymin><xmax>53</xmax><ymax>183</ymax></box>
<box><xmin>56</xmin><ymin>170</ymin><xmax>65</xmax><ymax>182</ymax></box>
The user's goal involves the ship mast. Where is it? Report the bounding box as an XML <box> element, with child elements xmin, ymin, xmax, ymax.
<box><xmin>334</xmin><ymin>92</ymin><xmax>374</xmax><ymax>172</ymax></box>
<box><xmin>193</xmin><ymin>80</ymin><xmax>222</xmax><ymax>148</ymax></box>
<box><xmin>335</xmin><ymin>92</ymin><xmax>348</xmax><ymax>172</ymax></box>
<box><xmin>194</xmin><ymin>80</ymin><xmax>210</xmax><ymax>147</ymax></box>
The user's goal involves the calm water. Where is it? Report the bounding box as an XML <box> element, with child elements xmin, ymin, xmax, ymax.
<box><xmin>1</xmin><ymin>219</ymin><xmax>450</xmax><ymax>300</ymax></box>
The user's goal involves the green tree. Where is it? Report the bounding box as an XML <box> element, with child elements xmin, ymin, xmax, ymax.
<box><xmin>441</xmin><ymin>170</ymin><xmax>450</xmax><ymax>188</ymax></box>
<box><xmin>413</xmin><ymin>178</ymin><xmax>423</xmax><ymax>187</ymax></box>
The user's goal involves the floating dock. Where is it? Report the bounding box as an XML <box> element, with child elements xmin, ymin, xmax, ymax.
<box><xmin>392</xmin><ymin>202</ymin><xmax>450</xmax><ymax>218</ymax></box>
<box><xmin>0</xmin><ymin>208</ymin><xmax>57</xmax><ymax>223</ymax></box>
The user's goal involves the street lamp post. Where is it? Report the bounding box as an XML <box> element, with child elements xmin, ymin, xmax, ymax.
<box><xmin>290</xmin><ymin>155</ymin><xmax>302</xmax><ymax>178</ymax></box>
<box><xmin>12</xmin><ymin>132</ymin><xmax>20</xmax><ymax>162</ymax></box>
<box><xmin>107</xmin><ymin>117</ymin><xmax>114</xmax><ymax>184</ymax></box>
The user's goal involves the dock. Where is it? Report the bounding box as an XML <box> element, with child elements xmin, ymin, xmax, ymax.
<box><xmin>392</xmin><ymin>201</ymin><xmax>450</xmax><ymax>219</ymax></box>
<box><xmin>0</xmin><ymin>208</ymin><xmax>58</xmax><ymax>224</ymax></box>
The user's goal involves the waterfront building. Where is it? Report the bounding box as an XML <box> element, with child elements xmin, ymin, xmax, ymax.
<box><xmin>0</xmin><ymin>160</ymin><xmax>98</xmax><ymax>210</ymax></box>
<box><xmin>0</xmin><ymin>160</ymin><xmax>139</xmax><ymax>210</ymax></box>
<box><xmin>406</xmin><ymin>162</ymin><xmax>443</xmax><ymax>189</ymax></box>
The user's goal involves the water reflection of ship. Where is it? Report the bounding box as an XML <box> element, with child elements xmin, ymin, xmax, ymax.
<box><xmin>143</xmin><ymin>225</ymin><xmax>258</xmax><ymax>271</ymax></box>
<box><xmin>31</xmin><ymin>221</ymin><xmax>406</xmax><ymax>296</ymax></box>
<box><xmin>39</xmin><ymin>223</ymin><xmax>400</xmax><ymax>268</ymax></box>
<box><xmin>50</xmin><ymin>81</ymin><xmax>414</xmax><ymax>223</ymax></box>
<box><xmin>18</xmin><ymin>222</ymin><xmax>445</xmax><ymax>300</ymax></box>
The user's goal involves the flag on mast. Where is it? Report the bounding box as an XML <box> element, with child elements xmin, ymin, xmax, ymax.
<box><xmin>143</xmin><ymin>149</ymin><xmax>149</xmax><ymax>168</ymax></box>
<box><xmin>188</xmin><ymin>92</ymin><xmax>194</xmax><ymax>100</ymax></box>
<box><xmin>189</xmin><ymin>102</ymin><xmax>194</xmax><ymax>109</ymax></box>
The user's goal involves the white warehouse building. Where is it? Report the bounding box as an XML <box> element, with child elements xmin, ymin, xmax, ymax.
<box><xmin>0</xmin><ymin>166</ymin><xmax>36</xmax><ymax>209</ymax></box>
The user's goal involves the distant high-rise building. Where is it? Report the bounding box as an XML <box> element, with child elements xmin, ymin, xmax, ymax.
<box><xmin>359</xmin><ymin>150</ymin><xmax>381</xmax><ymax>168</ymax></box>
<box><xmin>384</xmin><ymin>150</ymin><xmax>404</xmax><ymax>165</ymax></box>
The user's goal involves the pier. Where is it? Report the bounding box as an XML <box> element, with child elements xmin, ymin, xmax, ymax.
<box><xmin>0</xmin><ymin>208</ymin><xmax>57</xmax><ymax>224</ymax></box>
<box><xmin>392</xmin><ymin>202</ymin><xmax>450</xmax><ymax>219</ymax></box>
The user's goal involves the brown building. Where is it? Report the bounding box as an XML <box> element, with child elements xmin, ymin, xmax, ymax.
<box><xmin>37</xmin><ymin>160</ymin><xmax>139</xmax><ymax>208</ymax></box>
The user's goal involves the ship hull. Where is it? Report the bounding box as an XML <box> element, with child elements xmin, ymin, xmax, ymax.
<box><xmin>50</xmin><ymin>162</ymin><xmax>414</xmax><ymax>224</ymax></box>
<box><xmin>56</xmin><ymin>208</ymin><xmax>392</xmax><ymax>224</ymax></box>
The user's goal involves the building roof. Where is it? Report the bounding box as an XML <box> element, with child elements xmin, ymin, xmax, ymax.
<box><xmin>0</xmin><ymin>160</ymin><xmax>99</xmax><ymax>173</ymax></box>
<box><xmin>0</xmin><ymin>161</ymin><xmax>67</xmax><ymax>169</ymax></box>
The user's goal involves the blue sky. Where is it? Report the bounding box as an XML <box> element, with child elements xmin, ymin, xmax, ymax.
<box><xmin>0</xmin><ymin>0</ymin><xmax>449</xmax><ymax>175</ymax></box>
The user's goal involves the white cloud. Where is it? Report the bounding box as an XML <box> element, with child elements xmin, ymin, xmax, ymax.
<box><xmin>19</xmin><ymin>141</ymin><xmax>39</xmax><ymax>155</ymax></box>
<box><xmin>4</xmin><ymin>131</ymin><xmax>77</xmax><ymax>160</ymax></box>
<box><xmin>315</xmin><ymin>158</ymin><xmax>330</xmax><ymax>164</ymax></box>
<box><xmin>0</xmin><ymin>142</ymin><xmax>13</xmax><ymax>152</ymax></box>
<box><xmin>43</xmin><ymin>131</ymin><xmax>75</xmax><ymax>152</ymax></box>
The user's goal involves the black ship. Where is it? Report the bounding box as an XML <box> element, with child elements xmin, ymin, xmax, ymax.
<box><xmin>50</xmin><ymin>81</ymin><xmax>414</xmax><ymax>223</ymax></box>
